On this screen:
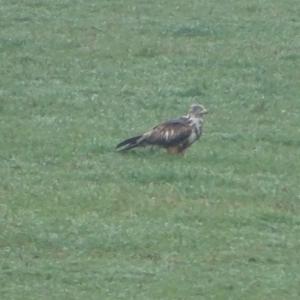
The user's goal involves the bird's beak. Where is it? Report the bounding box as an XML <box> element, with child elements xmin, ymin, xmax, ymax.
<box><xmin>202</xmin><ymin>109</ymin><xmax>208</xmax><ymax>114</ymax></box>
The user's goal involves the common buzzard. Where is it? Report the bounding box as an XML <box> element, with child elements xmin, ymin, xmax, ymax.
<box><xmin>116</xmin><ymin>104</ymin><xmax>208</xmax><ymax>154</ymax></box>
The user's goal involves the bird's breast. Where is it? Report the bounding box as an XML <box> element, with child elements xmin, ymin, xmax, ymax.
<box><xmin>187</xmin><ymin>130</ymin><xmax>198</xmax><ymax>144</ymax></box>
<box><xmin>187</xmin><ymin>118</ymin><xmax>202</xmax><ymax>144</ymax></box>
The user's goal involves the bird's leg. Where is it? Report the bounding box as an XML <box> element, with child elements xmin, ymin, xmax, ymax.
<box><xmin>178</xmin><ymin>149</ymin><xmax>186</xmax><ymax>156</ymax></box>
<box><xmin>166</xmin><ymin>147</ymin><xmax>178</xmax><ymax>154</ymax></box>
<box><xmin>166</xmin><ymin>146</ymin><xmax>185</xmax><ymax>155</ymax></box>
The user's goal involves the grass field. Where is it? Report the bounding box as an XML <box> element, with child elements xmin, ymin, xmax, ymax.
<box><xmin>1</xmin><ymin>0</ymin><xmax>300</xmax><ymax>299</ymax></box>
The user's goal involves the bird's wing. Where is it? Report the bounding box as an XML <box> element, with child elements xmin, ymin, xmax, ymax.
<box><xmin>143</xmin><ymin>117</ymin><xmax>192</xmax><ymax>146</ymax></box>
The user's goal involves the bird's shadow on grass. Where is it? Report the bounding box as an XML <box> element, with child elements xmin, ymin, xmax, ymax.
<box><xmin>115</xmin><ymin>148</ymin><xmax>198</xmax><ymax>168</ymax></box>
<box><xmin>86</xmin><ymin>141</ymin><xmax>193</xmax><ymax>163</ymax></box>
<box><xmin>116</xmin><ymin>148</ymin><xmax>188</xmax><ymax>160</ymax></box>
<box><xmin>116</xmin><ymin>148</ymin><xmax>166</xmax><ymax>159</ymax></box>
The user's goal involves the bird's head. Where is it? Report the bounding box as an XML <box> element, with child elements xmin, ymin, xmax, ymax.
<box><xmin>189</xmin><ymin>104</ymin><xmax>208</xmax><ymax>118</ymax></box>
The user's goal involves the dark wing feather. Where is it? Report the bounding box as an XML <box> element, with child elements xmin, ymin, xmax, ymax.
<box><xmin>145</xmin><ymin>117</ymin><xmax>192</xmax><ymax>146</ymax></box>
<box><xmin>116</xmin><ymin>135</ymin><xmax>142</xmax><ymax>149</ymax></box>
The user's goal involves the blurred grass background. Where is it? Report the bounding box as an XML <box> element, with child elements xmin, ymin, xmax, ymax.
<box><xmin>0</xmin><ymin>0</ymin><xmax>300</xmax><ymax>299</ymax></box>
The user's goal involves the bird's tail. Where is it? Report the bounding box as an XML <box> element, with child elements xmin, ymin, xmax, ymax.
<box><xmin>116</xmin><ymin>135</ymin><xmax>143</xmax><ymax>151</ymax></box>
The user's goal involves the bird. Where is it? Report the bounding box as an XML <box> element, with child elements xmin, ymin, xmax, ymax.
<box><xmin>116</xmin><ymin>104</ymin><xmax>208</xmax><ymax>155</ymax></box>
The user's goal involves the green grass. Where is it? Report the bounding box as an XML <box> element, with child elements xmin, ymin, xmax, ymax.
<box><xmin>1</xmin><ymin>0</ymin><xmax>300</xmax><ymax>299</ymax></box>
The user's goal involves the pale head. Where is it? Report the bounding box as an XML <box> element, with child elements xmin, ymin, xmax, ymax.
<box><xmin>188</xmin><ymin>104</ymin><xmax>208</xmax><ymax>118</ymax></box>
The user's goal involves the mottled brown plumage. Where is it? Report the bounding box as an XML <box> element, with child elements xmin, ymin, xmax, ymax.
<box><xmin>116</xmin><ymin>104</ymin><xmax>208</xmax><ymax>154</ymax></box>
